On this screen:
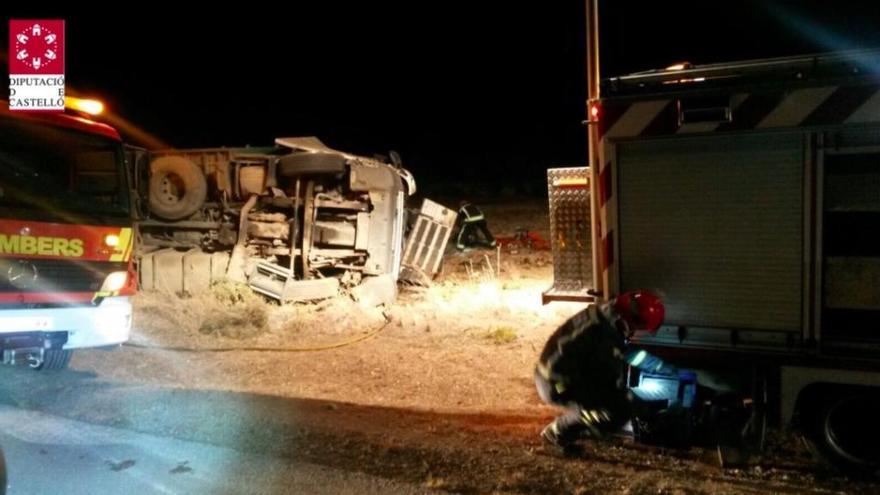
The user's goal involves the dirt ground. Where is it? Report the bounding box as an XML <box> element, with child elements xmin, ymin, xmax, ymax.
<box><xmin>57</xmin><ymin>199</ymin><xmax>877</xmax><ymax>494</ymax></box>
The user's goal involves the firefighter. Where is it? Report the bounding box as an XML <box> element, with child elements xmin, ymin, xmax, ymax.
<box><xmin>535</xmin><ymin>290</ymin><xmax>677</xmax><ymax>456</ymax></box>
<box><xmin>455</xmin><ymin>201</ymin><xmax>496</xmax><ymax>250</ymax></box>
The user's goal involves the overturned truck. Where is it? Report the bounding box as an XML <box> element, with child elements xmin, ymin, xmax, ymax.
<box><xmin>135</xmin><ymin>137</ymin><xmax>453</xmax><ymax>303</ymax></box>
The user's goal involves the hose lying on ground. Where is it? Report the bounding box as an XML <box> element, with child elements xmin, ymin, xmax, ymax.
<box><xmin>122</xmin><ymin>319</ymin><xmax>391</xmax><ymax>353</ymax></box>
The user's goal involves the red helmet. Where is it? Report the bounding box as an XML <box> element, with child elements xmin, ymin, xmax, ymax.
<box><xmin>613</xmin><ymin>290</ymin><xmax>665</xmax><ymax>334</ymax></box>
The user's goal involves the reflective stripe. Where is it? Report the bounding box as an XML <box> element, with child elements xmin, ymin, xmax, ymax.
<box><xmin>554</xmin><ymin>177</ymin><xmax>589</xmax><ymax>188</ymax></box>
<box><xmin>605</xmin><ymin>100</ymin><xmax>669</xmax><ymax>139</ymax></box>
<box><xmin>581</xmin><ymin>409</ymin><xmax>609</xmax><ymax>424</ymax></box>
<box><xmin>847</xmin><ymin>88</ymin><xmax>880</xmax><ymax>123</ymax></box>
<box><xmin>109</xmin><ymin>228</ymin><xmax>133</xmax><ymax>262</ymax></box>
<box><xmin>92</xmin><ymin>290</ymin><xmax>118</xmax><ymax>302</ymax></box>
<box><xmin>460</xmin><ymin>204</ymin><xmax>484</xmax><ymax>222</ymax></box>
<box><xmin>581</xmin><ymin>410</ymin><xmax>594</xmax><ymax>423</ymax></box>
<box><xmin>756</xmin><ymin>87</ymin><xmax>836</xmax><ymax>128</ymax></box>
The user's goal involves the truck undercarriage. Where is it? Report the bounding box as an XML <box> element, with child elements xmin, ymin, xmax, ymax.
<box><xmin>136</xmin><ymin>137</ymin><xmax>451</xmax><ymax>303</ymax></box>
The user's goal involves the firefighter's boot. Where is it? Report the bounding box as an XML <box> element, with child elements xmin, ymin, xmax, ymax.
<box><xmin>541</xmin><ymin>422</ymin><xmax>584</xmax><ymax>458</ymax></box>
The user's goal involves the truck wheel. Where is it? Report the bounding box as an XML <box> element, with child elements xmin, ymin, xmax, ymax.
<box><xmin>32</xmin><ymin>349</ymin><xmax>72</xmax><ymax>371</ymax></box>
<box><xmin>278</xmin><ymin>152</ymin><xmax>346</xmax><ymax>177</ymax></box>
<box><xmin>801</xmin><ymin>389</ymin><xmax>880</xmax><ymax>476</ymax></box>
<box><xmin>149</xmin><ymin>156</ymin><xmax>208</xmax><ymax>220</ymax></box>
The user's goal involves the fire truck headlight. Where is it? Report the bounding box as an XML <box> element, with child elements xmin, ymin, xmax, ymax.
<box><xmin>103</xmin><ymin>234</ymin><xmax>120</xmax><ymax>247</ymax></box>
<box><xmin>101</xmin><ymin>271</ymin><xmax>128</xmax><ymax>292</ymax></box>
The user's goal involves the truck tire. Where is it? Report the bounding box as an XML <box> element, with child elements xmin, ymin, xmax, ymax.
<box><xmin>33</xmin><ymin>349</ymin><xmax>72</xmax><ymax>371</ymax></box>
<box><xmin>278</xmin><ymin>152</ymin><xmax>346</xmax><ymax>177</ymax></box>
<box><xmin>149</xmin><ymin>156</ymin><xmax>208</xmax><ymax>220</ymax></box>
<box><xmin>800</xmin><ymin>388</ymin><xmax>880</xmax><ymax>476</ymax></box>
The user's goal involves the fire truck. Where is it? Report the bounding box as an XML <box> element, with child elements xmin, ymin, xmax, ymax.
<box><xmin>543</xmin><ymin>11</ymin><xmax>880</xmax><ymax>472</ymax></box>
<box><xmin>0</xmin><ymin>102</ymin><xmax>136</xmax><ymax>370</ymax></box>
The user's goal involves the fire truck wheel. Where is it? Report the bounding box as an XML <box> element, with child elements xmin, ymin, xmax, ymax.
<box><xmin>33</xmin><ymin>349</ymin><xmax>72</xmax><ymax>371</ymax></box>
<box><xmin>149</xmin><ymin>156</ymin><xmax>208</xmax><ymax>220</ymax></box>
<box><xmin>800</xmin><ymin>387</ymin><xmax>880</xmax><ymax>477</ymax></box>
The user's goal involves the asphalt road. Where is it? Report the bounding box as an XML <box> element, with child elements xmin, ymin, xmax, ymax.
<box><xmin>0</xmin><ymin>405</ymin><xmax>428</xmax><ymax>495</ymax></box>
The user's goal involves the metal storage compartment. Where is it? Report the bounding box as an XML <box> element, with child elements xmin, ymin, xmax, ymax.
<box><xmin>615</xmin><ymin>132</ymin><xmax>805</xmax><ymax>340</ymax></box>
<box><xmin>821</xmin><ymin>138</ymin><xmax>880</xmax><ymax>349</ymax></box>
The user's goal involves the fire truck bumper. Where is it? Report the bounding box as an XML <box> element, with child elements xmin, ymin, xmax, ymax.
<box><xmin>0</xmin><ymin>296</ymin><xmax>132</xmax><ymax>350</ymax></box>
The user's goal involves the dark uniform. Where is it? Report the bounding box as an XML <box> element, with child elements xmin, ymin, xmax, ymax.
<box><xmin>455</xmin><ymin>203</ymin><xmax>496</xmax><ymax>250</ymax></box>
<box><xmin>536</xmin><ymin>303</ymin><xmax>675</xmax><ymax>445</ymax></box>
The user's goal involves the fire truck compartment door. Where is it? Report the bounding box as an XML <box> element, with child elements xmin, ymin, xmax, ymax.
<box><xmin>616</xmin><ymin>132</ymin><xmax>804</xmax><ymax>332</ymax></box>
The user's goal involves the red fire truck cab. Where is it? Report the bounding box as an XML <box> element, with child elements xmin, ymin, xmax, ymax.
<box><xmin>0</xmin><ymin>106</ymin><xmax>136</xmax><ymax>370</ymax></box>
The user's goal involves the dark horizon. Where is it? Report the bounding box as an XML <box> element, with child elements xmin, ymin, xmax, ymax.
<box><xmin>4</xmin><ymin>1</ymin><xmax>880</xmax><ymax>196</ymax></box>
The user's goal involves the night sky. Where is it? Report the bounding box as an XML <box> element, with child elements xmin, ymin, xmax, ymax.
<box><xmin>4</xmin><ymin>2</ymin><xmax>880</xmax><ymax>197</ymax></box>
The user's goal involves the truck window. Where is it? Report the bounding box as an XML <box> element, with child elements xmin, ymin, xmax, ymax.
<box><xmin>72</xmin><ymin>151</ymin><xmax>122</xmax><ymax>203</ymax></box>
<box><xmin>0</xmin><ymin>117</ymin><xmax>129</xmax><ymax>219</ymax></box>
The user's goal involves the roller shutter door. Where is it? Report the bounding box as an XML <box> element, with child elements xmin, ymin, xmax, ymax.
<box><xmin>617</xmin><ymin>133</ymin><xmax>803</xmax><ymax>331</ymax></box>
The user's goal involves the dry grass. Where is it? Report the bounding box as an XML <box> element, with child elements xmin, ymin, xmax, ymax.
<box><xmin>485</xmin><ymin>326</ymin><xmax>518</xmax><ymax>344</ymax></box>
<box><xmin>134</xmin><ymin>280</ymin><xmax>270</xmax><ymax>343</ymax></box>
<box><xmin>208</xmin><ymin>279</ymin><xmax>264</xmax><ymax>306</ymax></box>
<box><xmin>199</xmin><ymin>303</ymin><xmax>268</xmax><ymax>339</ymax></box>
<box><xmin>423</xmin><ymin>474</ymin><xmax>448</xmax><ymax>490</ymax></box>
<box><xmin>134</xmin><ymin>279</ymin><xmax>391</xmax><ymax>350</ymax></box>
<box><xmin>197</xmin><ymin>281</ymin><xmax>269</xmax><ymax>338</ymax></box>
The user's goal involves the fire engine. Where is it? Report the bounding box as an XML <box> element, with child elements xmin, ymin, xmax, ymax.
<box><xmin>544</xmin><ymin>2</ymin><xmax>880</xmax><ymax>474</ymax></box>
<box><xmin>0</xmin><ymin>100</ymin><xmax>135</xmax><ymax>370</ymax></box>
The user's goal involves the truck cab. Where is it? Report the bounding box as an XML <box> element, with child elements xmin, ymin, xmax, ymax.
<box><xmin>0</xmin><ymin>107</ymin><xmax>135</xmax><ymax>370</ymax></box>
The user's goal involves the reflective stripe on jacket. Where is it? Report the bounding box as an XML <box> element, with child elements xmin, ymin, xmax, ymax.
<box><xmin>459</xmin><ymin>204</ymin><xmax>484</xmax><ymax>223</ymax></box>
